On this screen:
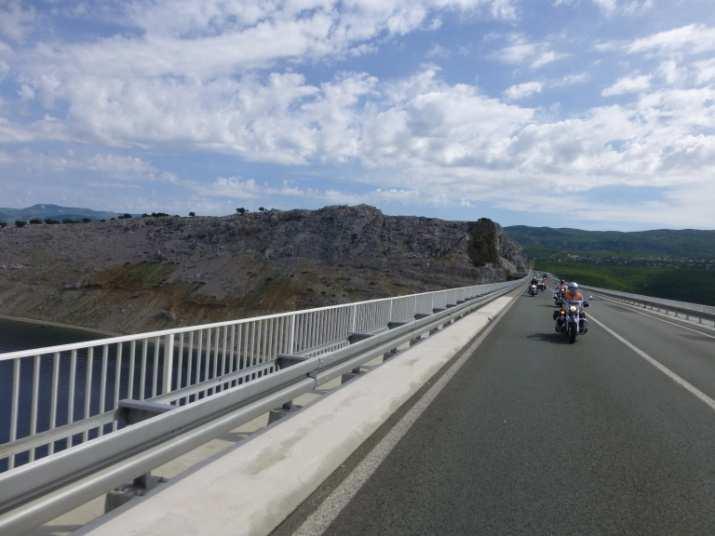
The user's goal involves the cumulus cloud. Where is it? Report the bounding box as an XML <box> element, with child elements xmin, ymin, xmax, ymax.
<box><xmin>602</xmin><ymin>74</ymin><xmax>651</xmax><ymax>96</ymax></box>
<box><xmin>491</xmin><ymin>34</ymin><xmax>568</xmax><ymax>69</ymax></box>
<box><xmin>627</xmin><ymin>24</ymin><xmax>715</xmax><ymax>56</ymax></box>
<box><xmin>504</xmin><ymin>81</ymin><xmax>543</xmax><ymax>100</ymax></box>
<box><xmin>0</xmin><ymin>1</ymin><xmax>35</xmax><ymax>42</ymax></box>
<box><xmin>554</xmin><ymin>0</ymin><xmax>652</xmax><ymax>16</ymax></box>
<box><xmin>593</xmin><ymin>0</ymin><xmax>652</xmax><ymax>15</ymax></box>
<box><xmin>2</xmin><ymin>0</ymin><xmax>715</xmax><ymax>227</ymax></box>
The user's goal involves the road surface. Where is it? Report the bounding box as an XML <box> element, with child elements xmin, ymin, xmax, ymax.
<box><xmin>283</xmin><ymin>289</ymin><xmax>715</xmax><ymax>535</ymax></box>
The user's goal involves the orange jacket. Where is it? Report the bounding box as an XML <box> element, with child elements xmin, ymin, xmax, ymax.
<box><xmin>564</xmin><ymin>290</ymin><xmax>584</xmax><ymax>302</ymax></box>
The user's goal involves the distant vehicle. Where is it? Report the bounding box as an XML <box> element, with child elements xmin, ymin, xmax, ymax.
<box><xmin>528</xmin><ymin>283</ymin><xmax>538</xmax><ymax>296</ymax></box>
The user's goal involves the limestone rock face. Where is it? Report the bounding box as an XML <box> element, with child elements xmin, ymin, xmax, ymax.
<box><xmin>0</xmin><ymin>205</ymin><xmax>528</xmax><ymax>333</ymax></box>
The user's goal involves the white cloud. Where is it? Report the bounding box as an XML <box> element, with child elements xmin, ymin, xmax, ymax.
<box><xmin>0</xmin><ymin>115</ymin><xmax>69</xmax><ymax>144</ymax></box>
<box><xmin>492</xmin><ymin>34</ymin><xmax>568</xmax><ymax>69</ymax></box>
<box><xmin>552</xmin><ymin>72</ymin><xmax>591</xmax><ymax>87</ymax></box>
<box><xmin>694</xmin><ymin>58</ymin><xmax>715</xmax><ymax>84</ymax></box>
<box><xmin>554</xmin><ymin>0</ymin><xmax>652</xmax><ymax>16</ymax></box>
<box><xmin>426</xmin><ymin>43</ymin><xmax>450</xmax><ymax>60</ymax></box>
<box><xmin>504</xmin><ymin>81</ymin><xmax>543</xmax><ymax>100</ymax></box>
<box><xmin>627</xmin><ymin>24</ymin><xmax>715</xmax><ymax>56</ymax></box>
<box><xmin>0</xmin><ymin>1</ymin><xmax>35</xmax><ymax>42</ymax></box>
<box><xmin>602</xmin><ymin>74</ymin><xmax>651</xmax><ymax>96</ymax></box>
<box><xmin>3</xmin><ymin>1</ymin><xmax>715</xmax><ymax>227</ymax></box>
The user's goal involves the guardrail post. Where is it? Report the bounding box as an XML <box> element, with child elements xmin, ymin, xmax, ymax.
<box><xmin>350</xmin><ymin>304</ymin><xmax>357</xmax><ymax>333</ymax></box>
<box><xmin>163</xmin><ymin>334</ymin><xmax>174</xmax><ymax>395</ymax></box>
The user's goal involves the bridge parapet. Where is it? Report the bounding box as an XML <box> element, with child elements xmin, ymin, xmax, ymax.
<box><xmin>583</xmin><ymin>285</ymin><xmax>715</xmax><ymax>327</ymax></box>
<box><xmin>0</xmin><ymin>277</ymin><xmax>526</xmax><ymax>534</ymax></box>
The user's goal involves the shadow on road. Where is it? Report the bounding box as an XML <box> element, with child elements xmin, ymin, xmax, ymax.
<box><xmin>527</xmin><ymin>332</ymin><xmax>569</xmax><ymax>344</ymax></box>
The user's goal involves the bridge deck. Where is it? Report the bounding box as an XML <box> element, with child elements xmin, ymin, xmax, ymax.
<box><xmin>288</xmin><ymin>291</ymin><xmax>715</xmax><ymax>536</ymax></box>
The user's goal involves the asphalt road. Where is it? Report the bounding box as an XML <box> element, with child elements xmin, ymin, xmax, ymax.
<box><xmin>314</xmin><ymin>290</ymin><xmax>715</xmax><ymax>535</ymax></box>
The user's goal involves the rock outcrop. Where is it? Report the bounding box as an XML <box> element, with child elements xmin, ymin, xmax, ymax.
<box><xmin>0</xmin><ymin>205</ymin><xmax>527</xmax><ymax>333</ymax></box>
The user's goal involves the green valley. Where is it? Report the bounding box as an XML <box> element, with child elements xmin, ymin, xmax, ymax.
<box><xmin>506</xmin><ymin>226</ymin><xmax>715</xmax><ymax>306</ymax></box>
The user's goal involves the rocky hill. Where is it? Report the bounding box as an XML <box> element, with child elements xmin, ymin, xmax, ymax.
<box><xmin>0</xmin><ymin>205</ymin><xmax>527</xmax><ymax>334</ymax></box>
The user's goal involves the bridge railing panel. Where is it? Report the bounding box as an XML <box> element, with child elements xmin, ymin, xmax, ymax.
<box><xmin>584</xmin><ymin>285</ymin><xmax>715</xmax><ymax>326</ymax></box>
<box><xmin>0</xmin><ymin>278</ymin><xmax>524</xmax><ymax>474</ymax></box>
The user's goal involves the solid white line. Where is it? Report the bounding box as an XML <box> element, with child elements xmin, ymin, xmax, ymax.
<box><xmin>291</xmin><ymin>296</ymin><xmax>519</xmax><ymax>536</ymax></box>
<box><xmin>589</xmin><ymin>313</ymin><xmax>715</xmax><ymax>413</ymax></box>
<box><xmin>598</xmin><ymin>295</ymin><xmax>715</xmax><ymax>339</ymax></box>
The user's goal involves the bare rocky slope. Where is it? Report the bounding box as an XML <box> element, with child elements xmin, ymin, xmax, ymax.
<box><xmin>0</xmin><ymin>205</ymin><xmax>528</xmax><ymax>334</ymax></box>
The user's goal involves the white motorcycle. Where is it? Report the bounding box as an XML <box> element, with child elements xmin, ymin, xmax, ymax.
<box><xmin>528</xmin><ymin>283</ymin><xmax>538</xmax><ymax>296</ymax></box>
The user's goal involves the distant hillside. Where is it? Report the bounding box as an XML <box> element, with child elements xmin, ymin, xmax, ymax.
<box><xmin>0</xmin><ymin>205</ymin><xmax>528</xmax><ymax>333</ymax></box>
<box><xmin>505</xmin><ymin>226</ymin><xmax>715</xmax><ymax>259</ymax></box>
<box><xmin>505</xmin><ymin>225</ymin><xmax>715</xmax><ymax>305</ymax></box>
<box><xmin>0</xmin><ymin>204</ymin><xmax>118</xmax><ymax>223</ymax></box>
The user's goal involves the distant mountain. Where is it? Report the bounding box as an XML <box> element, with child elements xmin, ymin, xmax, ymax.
<box><xmin>0</xmin><ymin>204</ymin><xmax>119</xmax><ymax>223</ymax></box>
<box><xmin>505</xmin><ymin>225</ymin><xmax>715</xmax><ymax>305</ymax></box>
<box><xmin>505</xmin><ymin>226</ymin><xmax>715</xmax><ymax>259</ymax></box>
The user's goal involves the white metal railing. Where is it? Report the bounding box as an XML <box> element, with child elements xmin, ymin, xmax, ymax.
<box><xmin>583</xmin><ymin>285</ymin><xmax>715</xmax><ymax>326</ymax></box>
<box><xmin>0</xmin><ymin>280</ymin><xmax>514</xmax><ymax>473</ymax></box>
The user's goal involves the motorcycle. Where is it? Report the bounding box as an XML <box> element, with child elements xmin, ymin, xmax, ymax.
<box><xmin>553</xmin><ymin>288</ymin><xmax>564</xmax><ymax>306</ymax></box>
<box><xmin>537</xmin><ymin>281</ymin><xmax>546</xmax><ymax>291</ymax></box>
<box><xmin>553</xmin><ymin>300</ymin><xmax>589</xmax><ymax>343</ymax></box>
<box><xmin>528</xmin><ymin>283</ymin><xmax>538</xmax><ymax>296</ymax></box>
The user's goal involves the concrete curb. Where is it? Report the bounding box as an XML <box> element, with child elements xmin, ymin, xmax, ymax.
<box><xmin>87</xmin><ymin>296</ymin><xmax>515</xmax><ymax>536</ymax></box>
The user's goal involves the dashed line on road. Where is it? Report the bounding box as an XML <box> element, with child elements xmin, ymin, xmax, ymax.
<box><xmin>589</xmin><ymin>313</ymin><xmax>715</xmax><ymax>413</ymax></box>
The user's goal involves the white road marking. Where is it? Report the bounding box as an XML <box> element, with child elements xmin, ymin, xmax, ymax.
<box><xmin>291</xmin><ymin>294</ymin><xmax>520</xmax><ymax>536</ymax></box>
<box><xmin>598</xmin><ymin>295</ymin><xmax>715</xmax><ymax>339</ymax></box>
<box><xmin>589</xmin><ymin>313</ymin><xmax>715</xmax><ymax>413</ymax></box>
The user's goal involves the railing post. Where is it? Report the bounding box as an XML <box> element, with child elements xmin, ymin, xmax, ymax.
<box><xmin>288</xmin><ymin>315</ymin><xmax>296</xmax><ymax>354</ymax></box>
<box><xmin>163</xmin><ymin>334</ymin><xmax>174</xmax><ymax>395</ymax></box>
<box><xmin>388</xmin><ymin>299</ymin><xmax>394</xmax><ymax>324</ymax></box>
<box><xmin>350</xmin><ymin>304</ymin><xmax>357</xmax><ymax>333</ymax></box>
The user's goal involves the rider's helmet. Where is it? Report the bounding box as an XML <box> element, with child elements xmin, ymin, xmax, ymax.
<box><xmin>560</xmin><ymin>279</ymin><xmax>565</xmax><ymax>284</ymax></box>
<box><xmin>568</xmin><ymin>282</ymin><xmax>579</xmax><ymax>292</ymax></box>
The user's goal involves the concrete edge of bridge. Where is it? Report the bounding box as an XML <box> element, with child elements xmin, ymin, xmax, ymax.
<box><xmin>80</xmin><ymin>292</ymin><xmax>520</xmax><ymax>536</ymax></box>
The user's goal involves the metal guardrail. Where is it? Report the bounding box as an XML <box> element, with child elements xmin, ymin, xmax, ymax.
<box><xmin>582</xmin><ymin>286</ymin><xmax>715</xmax><ymax>327</ymax></box>
<box><xmin>0</xmin><ymin>277</ymin><xmax>525</xmax><ymax>535</ymax></box>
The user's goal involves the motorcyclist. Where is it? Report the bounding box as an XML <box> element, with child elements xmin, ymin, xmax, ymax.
<box><xmin>563</xmin><ymin>282</ymin><xmax>583</xmax><ymax>303</ymax></box>
<box><xmin>557</xmin><ymin>282</ymin><xmax>589</xmax><ymax>332</ymax></box>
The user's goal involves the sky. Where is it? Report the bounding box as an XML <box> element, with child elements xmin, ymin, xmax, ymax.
<box><xmin>0</xmin><ymin>0</ymin><xmax>714</xmax><ymax>230</ymax></box>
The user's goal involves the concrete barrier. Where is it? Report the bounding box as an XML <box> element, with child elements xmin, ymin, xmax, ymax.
<box><xmin>85</xmin><ymin>296</ymin><xmax>514</xmax><ymax>536</ymax></box>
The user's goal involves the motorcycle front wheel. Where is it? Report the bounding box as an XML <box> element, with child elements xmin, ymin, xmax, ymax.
<box><xmin>568</xmin><ymin>324</ymin><xmax>577</xmax><ymax>344</ymax></box>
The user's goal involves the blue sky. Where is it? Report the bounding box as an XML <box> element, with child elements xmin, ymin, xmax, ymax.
<box><xmin>1</xmin><ymin>0</ymin><xmax>714</xmax><ymax>230</ymax></box>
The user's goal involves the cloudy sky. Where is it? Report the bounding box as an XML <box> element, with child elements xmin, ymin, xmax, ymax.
<box><xmin>0</xmin><ymin>0</ymin><xmax>714</xmax><ymax>229</ymax></box>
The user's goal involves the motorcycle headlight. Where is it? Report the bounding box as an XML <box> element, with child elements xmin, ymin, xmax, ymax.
<box><xmin>569</xmin><ymin>305</ymin><xmax>577</xmax><ymax>313</ymax></box>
